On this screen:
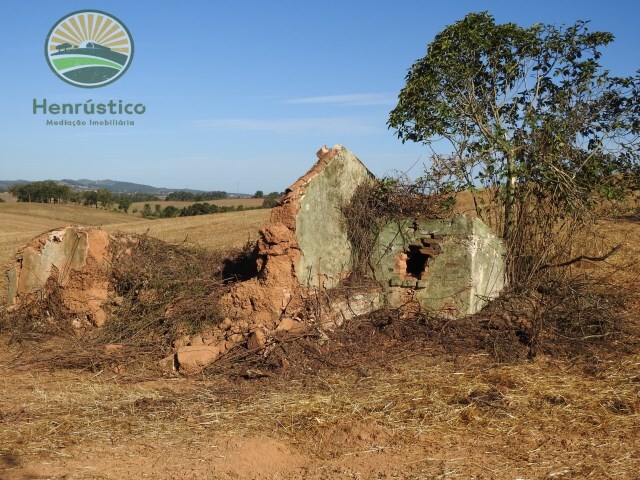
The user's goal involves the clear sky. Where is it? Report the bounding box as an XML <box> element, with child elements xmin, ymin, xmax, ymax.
<box><xmin>1</xmin><ymin>1</ymin><xmax>638</xmax><ymax>193</ymax></box>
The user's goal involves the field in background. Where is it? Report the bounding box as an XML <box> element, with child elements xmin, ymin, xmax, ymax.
<box><xmin>0</xmin><ymin>192</ymin><xmax>16</xmax><ymax>203</ymax></box>
<box><xmin>0</xmin><ymin>192</ymin><xmax>265</xmax><ymax>215</ymax></box>
<box><xmin>105</xmin><ymin>208</ymin><xmax>269</xmax><ymax>250</ymax></box>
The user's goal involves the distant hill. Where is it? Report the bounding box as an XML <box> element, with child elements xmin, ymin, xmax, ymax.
<box><xmin>0</xmin><ymin>180</ymin><xmax>29</xmax><ymax>192</ymax></box>
<box><xmin>0</xmin><ymin>179</ymin><xmax>252</xmax><ymax>197</ymax></box>
<box><xmin>59</xmin><ymin>179</ymin><xmax>207</xmax><ymax>194</ymax></box>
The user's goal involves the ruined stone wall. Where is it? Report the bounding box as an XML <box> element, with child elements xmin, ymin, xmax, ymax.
<box><xmin>371</xmin><ymin>216</ymin><xmax>505</xmax><ymax>316</ymax></box>
<box><xmin>221</xmin><ymin>145</ymin><xmax>375</xmax><ymax>327</ymax></box>
<box><xmin>3</xmin><ymin>146</ymin><xmax>507</xmax><ymax>375</ymax></box>
<box><xmin>294</xmin><ymin>147</ymin><xmax>374</xmax><ymax>288</ymax></box>
<box><xmin>7</xmin><ymin>226</ymin><xmax>113</xmax><ymax>326</ymax></box>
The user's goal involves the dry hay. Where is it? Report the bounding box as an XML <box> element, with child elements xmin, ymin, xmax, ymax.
<box><xmin>103</xmin><ymin>234</ymin><xmax>230</xmax><ymax>346</ymax></box>
<box><xmin>0</xmin><ymin>300</ymin><xmax>637</xmax><ymax>476</ymax></box>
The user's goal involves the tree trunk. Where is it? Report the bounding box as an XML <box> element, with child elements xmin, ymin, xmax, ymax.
<box><xmin>504</xmin><ymin>153</ymin><xmax>516</xmax><ymax>240</ymax></box>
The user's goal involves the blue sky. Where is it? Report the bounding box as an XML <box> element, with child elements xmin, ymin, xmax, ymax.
<box><xmin>1</xmin><ymin>1</ymin><xmax>638</xmax><ymax>193</ymax></box>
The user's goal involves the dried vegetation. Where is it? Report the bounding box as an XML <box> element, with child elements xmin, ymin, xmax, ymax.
<box><xmin>343</xmin><ymin>176</ymin><xmax>453</xmax><ymax>276</ymax></box>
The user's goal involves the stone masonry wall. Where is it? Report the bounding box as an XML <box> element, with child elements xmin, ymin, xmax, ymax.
<box><xmin>371</xmin><ymin>215</ymin><xmax>505</xmax><ymax>316</ymax></box>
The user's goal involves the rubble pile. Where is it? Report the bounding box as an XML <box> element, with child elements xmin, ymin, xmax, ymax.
<box><xmin>5</xmin><ymin>145</ymin><xmax>506</xmax><ymax>375</ymax></box>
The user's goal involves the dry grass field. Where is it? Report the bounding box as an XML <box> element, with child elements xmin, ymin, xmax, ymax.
<box><xmin>0</xmin><ymin>192</ymin><xmax>16</xmax><ymax>203</ymax></box>
<box><xmin>105</xmin><ymin>208</ymin><xmax>270</xmax><ymax>250</ymax></box>
<box><xmin>0</xmin><ymin>200</ymin><xmax>638</xmax><ymax>479</ymax></box>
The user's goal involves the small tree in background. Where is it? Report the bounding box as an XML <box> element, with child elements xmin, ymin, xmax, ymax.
<box><xmin>253</xmin><ymin>190</ymin><xmax>264</xmax><ymax>198</ymax></box>
<box><xmin>141</xmin><ymin>203</ymin><xmax>152</xmax><ymax>218</ymax></box>
<box><xmin>83</xmin><ymin>191</ymin><xmax>99</xmax><ymax>208</ymax></box>
<box><xmin>117</xmin><ymin>197</ymin><xmax>132</xmax><ymax>213</ymax></box>
<box><xmin>160</xmin><ymin>205</ymin><xmax>180</xmax><ymax>218</ymax></box>
<box><xmin>262</xmin><ymin>197</ymin><xmax>279</xmax><ymax>208</ymax></box>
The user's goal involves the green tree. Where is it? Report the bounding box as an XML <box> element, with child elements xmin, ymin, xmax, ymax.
<box><xmin>69</xmin><ymin>191</ymin><xmax>83</xmax><ymax>204</ymax></box>
<box><xmin>117</xmin><ymin>196</ymin><xmax>132</xmax><ymax>213</ymax></box>
<box><xmin>179</xmin><ymin>202</ymin><xmax>218</xmax><ymax>216</ymax></box>
<box><xmin>9</xmin><ymin>181</ymin><xmax>71</xmax><ymax>203</ymax></box>
<box><xmin>262</xmin><ymin>197</ymin><xmax>279</xmax><ymax>208</ymax></box>
<box><xmin>160</xmin><ymin>205</ymin><xmax>180</xmax><ymax>218</ymax></box>
<box><xmin>166</xmin><ymin>191</ymin><xmax>227</xmax><ymax>201</ymax></box>
<box><xmin>141</xmin><ymin>203</ymin><xmax>153</xmax><ymax>218</ymax></box>
<box><xmin>388</xmin><ymin>12</ymin><xmax>640</xmax><ymax>243</ymax></box>
<box><xmin>254</xmin><ymin>190</ymin><xmax>264</xmax><ymax>198</ymax></box>
<box><xmin>83</xmin><ymin>191</ymin><xmax>99</xmax><ymax>208</ymax></box>
<box><xmin>96</xmin><ymin>188</ymin><xmax>113</xmax><ymax>208</ymax></box>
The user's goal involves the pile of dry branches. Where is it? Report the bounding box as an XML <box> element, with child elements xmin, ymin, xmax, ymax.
<box><xmin>342</xmin><ymin>176</ymin><xmax>452</xmax><ymax>276</ymax></box>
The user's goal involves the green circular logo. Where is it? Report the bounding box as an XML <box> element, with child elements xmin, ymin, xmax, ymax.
<box><xmin>45</xmin><ymin>10</ymin><xmax>134</xmax><ymax>88</ymax></box>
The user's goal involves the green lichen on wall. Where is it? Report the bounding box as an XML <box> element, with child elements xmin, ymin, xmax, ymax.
<box><xmin>372</xmin><ymin>215</ymin><xmax>505</xmax><ymax>316</ymax></box>
<box><xmin>295</xmin><ymin>148</ymin><xmax>374</xmax><ymax>288</ymax></box>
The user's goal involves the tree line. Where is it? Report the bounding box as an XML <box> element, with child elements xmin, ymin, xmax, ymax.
<box><xmin>8</xmin><ymin>181</ymin><xmax>158</xmax><ymax>212</ymax></box>
<box><xmin>141</xmin><ymin>201</ymin><xmax>270</xmax><ymax>219</ymax></box>
<box><xmin>7</xmin><ymin>181</ymin><xmax>284</xmax><ymax>214</ymax></box>
<box><xmin>165</xmin><ymin>191</ymin><xmax>228</xmax><ymax>201</ymax></box>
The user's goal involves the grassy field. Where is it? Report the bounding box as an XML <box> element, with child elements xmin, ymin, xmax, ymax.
<box><xmin>105</xmin><ymin>208</ymin><xmax>270</xmax><ymax>250</ymax></box>
<box><xmin>0</xmin><ymin>192</ymin><xmax>265</xmax><ymax>217</ymax></box>
<box><xmin>0</xmin><ymin>192</ymin><xmax>16</xmax><ymax>203</ymax></box>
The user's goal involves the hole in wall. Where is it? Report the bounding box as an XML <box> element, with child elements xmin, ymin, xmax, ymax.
<box><xmin>405</xmin><ymin>245</ymin><xmax>429</xmax><ymax>280</ymax></box>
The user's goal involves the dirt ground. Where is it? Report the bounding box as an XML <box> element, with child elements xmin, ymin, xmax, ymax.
<box><xmin>1</xmin><ymin>325</ymin><xmax>638</xmax><ymax>479</ymax></box>
<box><xmin>0</xmin><ymin>214</ymin><xmax>638</xmax><ymax>479</ymax></box>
